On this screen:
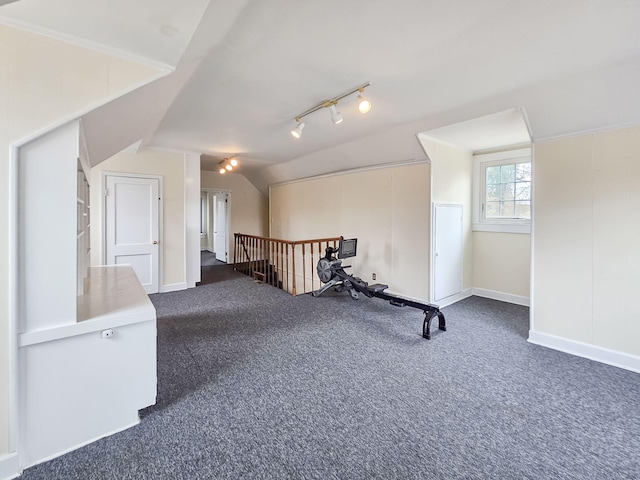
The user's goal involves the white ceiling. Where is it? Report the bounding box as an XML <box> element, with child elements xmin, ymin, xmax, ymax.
<box><xmin>3</xmin><ymin>0</ymin><xmax>640</xmax><ymax>187</ymax></box>
<box><xmin>419</xmin><ymin>108</ymin><xmax>531</xmax><ymax>152</ymax></box>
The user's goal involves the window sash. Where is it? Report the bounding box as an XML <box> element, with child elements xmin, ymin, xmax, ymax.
<box><xmin>481</xmin><ymin>158</ymin><xmax>531</xmax><ymax>221</ymax></box>
<box><xmin>472</xmin><ymin>148</ymin><xmax>532</xmax><ymax>234</ymax></box>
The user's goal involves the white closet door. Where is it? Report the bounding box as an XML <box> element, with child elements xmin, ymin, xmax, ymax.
<box><xmin>433</xmin><ymin>204</ymin><xmax>463</xmax><ymax>302</ymax></box>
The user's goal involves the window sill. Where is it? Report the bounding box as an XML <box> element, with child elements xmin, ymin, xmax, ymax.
<box><xmin>472</xmin><ymin>222</ymin><xmax>530</xmax><ymax>234</ymax></box>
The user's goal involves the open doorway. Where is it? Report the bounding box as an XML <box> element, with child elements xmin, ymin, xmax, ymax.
<box><xmin>200</xmin><ymin>189</ymin><xmax>230</xmax><ymax>266</ymax></box>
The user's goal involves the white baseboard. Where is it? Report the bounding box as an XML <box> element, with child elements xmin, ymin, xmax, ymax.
<box><xmin>0</xmin><ymin>453</ymin><xmax>20</xmax><ymax>480</ymax></box>
<box><xmin>472</xmin><ymin>288</ymin><xmax>530</xmax><ymax>307</ymax></box>
<box><xmin>528</xmin><ymin>331</ymin><xmax>640</xmax><ymax>374</ymax></box>
<box><xmin>434</xmin><ymin>288</ymin><xmax>473</xmax><ymax>307</ymax></box>
<box><xmin>161</xmin><ymin>282</ymin><xmax>187</xmax><ymax>293</ymax></box>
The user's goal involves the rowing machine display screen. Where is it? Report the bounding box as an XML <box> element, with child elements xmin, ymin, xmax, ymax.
<box><xmin>338</xmin><ymin>238</ymin><xmax>357</xmax><ymax>259</ymax></box>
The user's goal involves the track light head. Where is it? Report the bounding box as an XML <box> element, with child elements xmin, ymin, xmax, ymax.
<box><xmin>219</xmin><ymin>167</ymin><xmax>226</xmax><ymax>174</ymax></box>
<box><xmin>357</xmin><ymin>94</ymin><xmax>372</xmax><ymax>114</ymax></box>
<box><xmin>329</xmin><ymin>104</ymin><xmax>343</xmax><ymax>124</ymax></box>
<box><xmin>229</xmin><ymin>157</ymin><xmax>238</xmax><ymax>167</ymax></box>
<box><xmin>291</xmin><ymin>121</ymin><xmax>305</xmax><ymax>139</ymax></box>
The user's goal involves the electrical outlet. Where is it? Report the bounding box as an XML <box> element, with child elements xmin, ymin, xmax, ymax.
<box><xmin>101</xmin><ymin>329</ymin><xmax>115</xmax><ymax>339</ymax></box>
<box><xmin>372</xmin><ymin>273</ymin><xmax>376</xmax><ymax>280</ymax></box>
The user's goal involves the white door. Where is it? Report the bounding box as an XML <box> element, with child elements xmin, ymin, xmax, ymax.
<box><xmin>105</xmin><ymin>175</ymin><xmax>160</xmax><ymax>294</ymax></box>
<box><xmin>433</xmin><ymin>204</ymin><xmax>463</xmax><ymax>302</ymax></box>
<box><xmin>214</xmin><ymin>192</ymin><xmax>228</xmax><ymax>262</ymax></box>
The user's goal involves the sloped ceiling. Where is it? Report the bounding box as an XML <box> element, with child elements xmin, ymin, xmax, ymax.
<box><xmin>2</xmin><ymin>0</ymin><xmax>640</xmax><ymax>188</ymax></box>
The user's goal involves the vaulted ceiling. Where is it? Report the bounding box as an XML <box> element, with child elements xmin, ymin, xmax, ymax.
<box><xmin>2</xmin><ymin>0</ymin><xmax>640</xmax><ymax>188</ymax></box>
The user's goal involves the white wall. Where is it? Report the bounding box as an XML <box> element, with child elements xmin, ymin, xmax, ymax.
<box><xmin>270</xmin><ymin>162</ymin><xmax>431</xmax><ymax>301</ymax></box>
<box><xmin>201</xmin><ymin>170</ymin><xmax>269</xmax><ymax>259</ymax></box>
<box><xmin>0</xmin><ymin>24</ymin><xmax>159</xmax><ymax>459</ymax></box>
<box><xmin>90</xmin><ymin>148</ymin><xmax>192</xmax><ymax>291</ymax></box>
<box><xmin>423</xmin><ymin>139</ymin><xmax>474</xmax><ymax>290</ymax></box>
<box><xmin>531</xmin><ymin>126</ymin><xmax>640</xmax><ymax>369</ymax></box>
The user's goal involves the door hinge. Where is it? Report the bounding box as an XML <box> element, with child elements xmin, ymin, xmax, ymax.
<box><xmin>104</xmin><ymin>188</ymin><xmax>109</xmax><ymax>197</ymax></box>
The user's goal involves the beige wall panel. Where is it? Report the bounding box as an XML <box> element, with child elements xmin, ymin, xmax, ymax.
<box><xmin>0</xmin><ymin>25</ymin><xmax>160</xmax><ymax>455</ymax></box>
<box><xmin>340</xmin><ymin>169</ymin><xmax>393</xmax><ymax>279</ymax></box>
<box><xmin>624</xmin><ymin>130</ymin><xmax>640</xmax><ymax>355</ymax></box>
<box><xmin>91</xmin><ymin>149</ymin><xmax>186</xmax><ymax>286</ymax></box>
<box><xmin>281</xmin><ymin>177</ymin><xmax>342</xmax><ymax>240</ymax></box>
<box><xmin>533</xmin><ymin>139</ymin><xmax>594</xmax><ymax>342</ymax></box>
<box><xmin>592</xmin><ymin>131</ymin><xmax>628</xmax><ymax>350</ymax></box>
<box><xmin>390</xmin><ymin>164</ymin><xmax>431</xmax><ymax>299</ymax></box>
<box><xmin>269</xmin><ymin>163</ymin><xmax>430</xmax><ymax>299</ymax></box>
<box><xmin>473</xmin><ymin>232</ymin><xmax>530</xmax><ymax>297</ymax></box>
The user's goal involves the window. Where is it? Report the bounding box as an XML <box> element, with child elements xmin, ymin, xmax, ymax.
<box><xmin>472</xmin><ymin>148</ymin><xmax>531</xmax><ymax>234</ymax></box>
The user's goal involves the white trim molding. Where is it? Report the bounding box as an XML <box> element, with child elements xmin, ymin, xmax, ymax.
<box><xmin>161</xmin><ymin>282</ymin><xmax>188</xmax><ymax>293</ymax></box>
<box><xmin>433</xmin><ymin>288</ymin><xmax>473</xmax><ymax>308</ymax></box>
<box><xmin>0</xmin><ymin>453</ymin><xmax>20</xmax><ymax>480</ymax></box>
<box><xmin>472</xmin><ymin>288</ymin><xmax>530</xmax><ymax>307</ymax></box>
<box><xmin>528</xmin><ymin>331</ymin><xmax>640</xmax><ymax>374</ymax></box>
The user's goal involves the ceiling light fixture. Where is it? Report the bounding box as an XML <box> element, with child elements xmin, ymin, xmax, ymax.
<box><xmin>290</xmin><ymin>82</ymin><xmax>371</xmax><ymax>139</ymax></box>
<box><xmin>357</xmin><ymin>87</ymin><xmax>372</xmax><ymax>114</ymax></box>
<box><xmin>328</xmin><ymin>104</ymin><xmax>343</xmax><ymax>124</ymax></box>
<box><xmin>291</xmin><ymin>121</ymin><xmax>305</xmax><ymax>138</ymax></box>
<box><xmin>218</xmin><ymin>156</ymin><xmax>239</xmax><ymax>174</ymax></box>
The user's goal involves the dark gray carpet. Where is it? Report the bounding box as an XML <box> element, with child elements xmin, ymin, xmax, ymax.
<box><xmin>21</xmin><ymin>276</ymin><xmax>640</xmax><ymax>479</ymax></box>
<box><xmin>201</xmin><ymin>250</ymin><xmax>225</xmax><ymax>267</ymax></box>
<box><xmin>198</xmin><ymin>265</ymin><xmax>243</xmax><ymax>285</ymax></box>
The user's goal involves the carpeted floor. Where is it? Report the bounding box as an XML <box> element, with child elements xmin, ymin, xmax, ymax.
<box><xmin>201</xmin><ymin>250</ymin><xmax>226</xmax><ymax>267</ymax></box>
<box><xmin>20</xmin><ymin>275</ymin><xmax>640</xmax><ymax>479</ymax></box>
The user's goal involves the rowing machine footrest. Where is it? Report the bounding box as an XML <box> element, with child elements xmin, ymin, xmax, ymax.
<box><xmin>367</xmin><ymin>283</ymin><xmax>389</xmax><ymax>293</ymax></box>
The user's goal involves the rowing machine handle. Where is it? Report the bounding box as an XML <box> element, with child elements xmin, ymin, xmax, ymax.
<box><xmin>324</xmin><ymin>246</ymin><xmax>338</xmax><ymax>260</ymax></box>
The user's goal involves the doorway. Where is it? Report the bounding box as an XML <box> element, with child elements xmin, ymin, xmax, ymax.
<box><xmin>201</xmin><ymin>189</ymin><xmax>230</xmax><ymax>265</ymax></box>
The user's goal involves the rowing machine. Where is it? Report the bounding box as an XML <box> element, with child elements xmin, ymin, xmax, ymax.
<box><xmin>312</xmin><ymin>238</ymin><xmax>446</xmax><ymax>339</ymax></box>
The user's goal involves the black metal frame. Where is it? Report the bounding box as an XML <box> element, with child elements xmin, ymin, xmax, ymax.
<box><xmin>312</xmin><ymin>247</ymin><xmax>446</xmax><ymax>339</ymax></box>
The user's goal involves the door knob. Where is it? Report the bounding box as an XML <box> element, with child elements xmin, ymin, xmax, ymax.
<box><xmin>153</xmin><ymin>240</ymin><xmax>158</xmax><ymax>244</ymax></box>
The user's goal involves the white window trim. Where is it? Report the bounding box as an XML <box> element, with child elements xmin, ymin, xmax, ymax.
<box><xmin>472</xmin><ymin>147</ymin><xmax>531</xmax><ymax>234</ymax></box>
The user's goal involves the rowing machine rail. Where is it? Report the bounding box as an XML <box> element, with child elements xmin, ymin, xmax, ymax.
<box><xmin>312</xmin><ymin>246</ymin><xmax>446</xmax><ymax>339</ymax></box>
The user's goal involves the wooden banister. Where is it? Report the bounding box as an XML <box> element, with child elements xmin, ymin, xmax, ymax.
<box><xmin>233</xmin><ymin>233</ymin><xmax>342</xmax><ymax>295</ymax></box>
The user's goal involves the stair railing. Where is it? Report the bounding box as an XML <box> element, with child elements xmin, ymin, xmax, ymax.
<box><xmin>233</xmin><ymin>234</ymin><xmax>341</xmax><ymax>295</ymax></box>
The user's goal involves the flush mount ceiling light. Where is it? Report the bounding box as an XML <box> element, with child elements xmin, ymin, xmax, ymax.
<box><xmin>218</xmin><ymin>156</ymin><xmax>239</xmax><ymax>174</ymax></box>
<box><xmin>290</xmin><ymin>82</ymin><xmax>371</xmax><ymax>139</ymax></box>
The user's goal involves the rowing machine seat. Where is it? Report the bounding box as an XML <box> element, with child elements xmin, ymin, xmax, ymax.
<box><xmin>367</xmin><ymin>283</ymin><xmax>389</xmax><ymax>293</ymax></box>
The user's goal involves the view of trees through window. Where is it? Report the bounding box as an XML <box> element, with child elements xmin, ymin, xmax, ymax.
<box><xmin>485</xmin><ymin>162</ymin><xmax>531</xmax><ymax>219</ymax></box>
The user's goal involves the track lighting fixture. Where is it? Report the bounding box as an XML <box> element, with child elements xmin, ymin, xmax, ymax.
<box><xmin>218</xmin><ymin>156</ymin><xmax>239</xmax><ymax>174</ymax></box>
<box><xmin>290</xmin><ymin>82</ymin><xmax>371</xmax><ymax>139</ymax></box>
